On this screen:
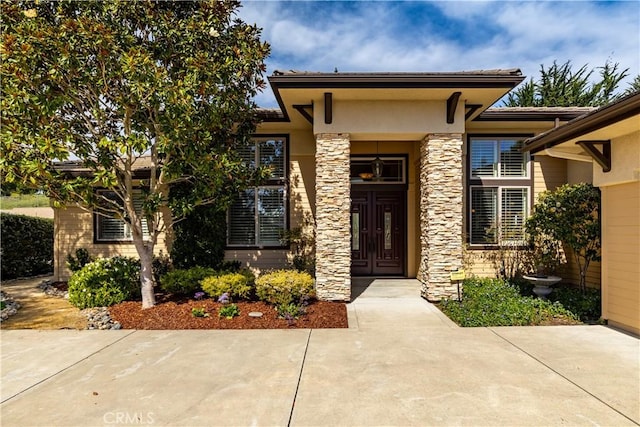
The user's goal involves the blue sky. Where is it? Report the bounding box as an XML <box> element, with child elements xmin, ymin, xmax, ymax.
<box><xmin>238</xmin><ymin>1</ymin><xmax>640</xmax><ymax>107</ymax></box>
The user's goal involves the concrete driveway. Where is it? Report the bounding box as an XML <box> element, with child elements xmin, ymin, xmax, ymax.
<box><xmin>1</xmin><ymin>279</ymin><xmax>638</xmax><ymax>426</ymax></box>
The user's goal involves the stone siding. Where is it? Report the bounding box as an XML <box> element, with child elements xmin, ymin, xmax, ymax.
<box><xmin>314</xmin><ymin>133</ymin><xmax>351</xmax><ymax>301</ymax></box>
<box><xmin>418</xmin><ymin>134</ymin><xmax>464</xmax><ymax>301</ymax></box>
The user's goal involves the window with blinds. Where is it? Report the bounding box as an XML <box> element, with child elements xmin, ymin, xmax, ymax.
<box><xmin>470</xmin><ymin>138</ymin><xmax>528</xmax><ymax>178</ymax></box>
<box><xmin>470</xmin><ymin>187</ymin><xmax>529</xmax><ymax>244</ymax></box>
<box><xmin>95</xmin><ymin>191</ymin><xmax>150</xmax><ymax>242</ymax></box>
<box><xmin>228</xmin><ymin>136</ymin><xmax>287</xmax><ymax>247</ymax></box>
<box><xmin>468</xmin><ymin>136</ymin><xmax>531</xmax><ymax>245</ymax></box>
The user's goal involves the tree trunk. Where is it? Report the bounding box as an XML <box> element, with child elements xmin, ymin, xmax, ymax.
<box><xmin>132</xmin><ymin>234</ymin><xmax>157</xmax><ymax>308</ymax></box>
<box><xmin>139</xmin><ymin>248</ymin><xmax>157</xmax><ymax>308</ymax></box>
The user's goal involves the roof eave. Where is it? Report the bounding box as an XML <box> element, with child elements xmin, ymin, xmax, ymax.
<box><xmin>523</xmin><ymin>92</ymin><xmax>640</xmax><ymax>153</ymax></box>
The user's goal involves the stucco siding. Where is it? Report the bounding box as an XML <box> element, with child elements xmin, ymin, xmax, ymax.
<box><xmin>601</xmin><ymin>182</ymin><xmax>639</xmax><ymax>335</ymax></box>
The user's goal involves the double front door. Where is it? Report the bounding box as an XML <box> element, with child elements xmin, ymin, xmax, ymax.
<box><xmin>351</xmin><ymin>190</ymin><xmax>405</xmax><ymax>276</ymax></box>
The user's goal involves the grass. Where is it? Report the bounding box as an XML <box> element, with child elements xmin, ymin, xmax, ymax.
<box><xmin>0</xmin><ymin>193</ymin><xmax>50</xmax><ymax>209</ymax></box>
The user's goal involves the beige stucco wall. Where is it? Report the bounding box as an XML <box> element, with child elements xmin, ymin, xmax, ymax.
<box><xmin>600</xmin><ymin>181</ymin><xmax>639</xmax><ymax>335</ymax></box>
<box><xmin>594</xmin><ymin>130</ymin><xmax>640</xmax><ymax>187</ymax></box>
<box><xmin>315</xmin><ymin>100</ymin><xmax>465</xmax><ymax>139</ymax></box>
<box><xmin>53</xmin><ymin>206</ymin><xmax>171</xmax><ymax>281</ymax></box>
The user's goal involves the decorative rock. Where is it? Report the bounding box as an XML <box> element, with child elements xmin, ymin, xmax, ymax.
<box><xmin>82</xmin><ymin>307</ymin><xmax>122</xmax><ymax>330</ymax></box>
<box><xmin>39</xmin><ymin>279</ymin><xmax>69</xmax><ymax>299</ymax></box>
<box><xmin>248</xmin><ymin>311</ymin><xmax>263</xmax><ymax>318</ymax></box>
<box><xmin>0</xmin><ymin>290</ymin><xmax>21</xmax><ymax>322</ymax></box>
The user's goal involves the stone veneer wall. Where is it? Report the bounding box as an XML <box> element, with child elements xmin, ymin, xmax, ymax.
<box><xmin>418</xmin><ymin>133</ymin><xmax>464</xmax><ymax>301</ymax></box>
<box><xmin>314</xmin><ymin>133</ymin><xmax>351</xmax><ymax>301</ymax></box>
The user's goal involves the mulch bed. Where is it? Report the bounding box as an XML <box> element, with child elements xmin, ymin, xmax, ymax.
<box><xmin>109</xmin><ymin>295</ymin><xmax>348</xmax><ymax>330</ymax></box>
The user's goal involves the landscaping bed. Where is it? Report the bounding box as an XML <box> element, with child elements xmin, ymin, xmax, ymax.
<box><xmin>438</xmin><ymin>278</ymin><xmax>595</xmax><ymax>327</ymax></box>
<box><xmin>109</xmin><ymin>296</ymin><xmax>348</xmax><ymax>330</ymax></box>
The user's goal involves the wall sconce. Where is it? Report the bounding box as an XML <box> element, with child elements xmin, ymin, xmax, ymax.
<box><xmin>371</xmin><ymin>141</ymin><xmax>384</xmax><ymax>178</ymax></box>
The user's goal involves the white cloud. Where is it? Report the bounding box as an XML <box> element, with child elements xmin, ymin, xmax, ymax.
<box><xmin>239</xmin><ymin>1</ymin><xmax>640</xmax><ymax>107</ymax></box>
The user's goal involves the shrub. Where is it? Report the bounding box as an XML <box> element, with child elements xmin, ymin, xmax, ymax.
<box><xmin>169</xmin><ymin>201</ymin><xmax>227</xmax><ymax>270</ymax></box>
<box><xmin>159</xmin><ymin>266</ymin><xmax>216</xmax><ymax>296</ymax></box>
<box><xmin>218</xmin><ymin>303</ymin><xmax>240</xmax><ymax>319</ymax></box>
<box><xmin>255</xmin><ymin>270</ymin><xmax>315</xmax><ymax>307</ymax></box>
<box><xmin>0</xmin><ymin>214</ymin><xmax>53</xmax><ymax>279</ymax></box>
<box><xmin>68</xmin><ymin>257</ymin><xmax>141</xmax><ymax>309</ymax></box>
<box><xmin>66</xmin><ymin>248</ymin><xmax>94</xmax><ymax>273</ymax></box>
<box><xmin>526</xmin><ymin>183</ymin><xmax>600</xmax><ymax>291</ymax></box>
<box><xmin>191</xmin><ymin>307</ymin><xmax>209</xmax><ymax>318</ymax></box>
<box><xmin>201</xmin><ymin>271</ymin><xmax>254</xmax><ymax>300</ymax></box>
<box><xmin>152</xmin><ymin>252</ymin><xmax>173</xmax><ymax>284</ymax></box>
<box><xmin>439</xmin><ymin>278</ymin><xmax>578</xmax><ymax>327</ymax></box>
<box><xmin>550</xmin><ymin>286</ymin><xmax>601</xmax><ymax>321</ymax></box>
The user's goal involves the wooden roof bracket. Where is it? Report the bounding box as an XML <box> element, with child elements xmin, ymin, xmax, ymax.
<box><xmin>465</xmin><ymin>103</ymin><xmax>482</xmax><ymax>121</ymax></box>
<box><xmin>446</xmin><ymin>92</ymin><xmax>461</xmax><ymax>124</ymax></box>
<box><xmin>324</xmin><ymin>92</ymin><xmax>332</xmax><ymax>124</ymax></box>
<box><xmin>293</xmin><ymin>103</ymin><xmax>314</xmax><ymax>124</ymax></box>
<box><xmin>577</xmin><ymin>140</ymin><xmax>611</xmax><ymax>172</ymax></box>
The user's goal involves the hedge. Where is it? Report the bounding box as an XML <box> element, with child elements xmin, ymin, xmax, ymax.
<box><xmin>0</xmin><ymin>213</ymin><xmax>53</xmax><ymax>279</ymax></box>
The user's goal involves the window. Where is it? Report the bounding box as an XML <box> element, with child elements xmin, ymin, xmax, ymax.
<box><xmin>468</xmin><ymin>136</ymin><xmax>531</xmax><ymax>245</ymax></box>
<box><xmin>95</xmin><ymin>191</ymin><xmax>150</xmax><ymax>242</ymax></box>
<box><xmin>227</xmin><ymin>136</ymin><xmax>287</xmax><ymax>247</ymax></box>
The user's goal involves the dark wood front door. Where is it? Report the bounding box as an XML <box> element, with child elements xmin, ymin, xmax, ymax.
<box><xmin>351</xmin><ymin>191</ymin><xmax>405</xmax><ymax>276</ymax></box>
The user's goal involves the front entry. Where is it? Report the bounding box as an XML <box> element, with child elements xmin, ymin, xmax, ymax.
<box><xmin>351</xmin><ymin>190</ymin><xmax>405</xmax><ymax>276</ymax></box>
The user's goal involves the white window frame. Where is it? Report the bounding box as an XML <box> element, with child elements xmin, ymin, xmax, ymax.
<box><xmin>469</xmin><ymin>137</ymin><xmax>531</xmax><ymax>180</ymax></box>
<box><xmin>94</xmin><ymin>190</ymin><xmax>150</xmax><ymax>243</ymax></box>
<box><xmin>468</xmin><ymin>136</ymin><xmax>532</xmax><ymax>246</ymax></box>
<box><xmin>227</xmin><ymin>136</ymin><xmax>288</xmax><ymax>248</ymax></box>
<box><xmin>469</xmin><ymin>185</ymin><xmax>530</xmax><ymax>246</ymax></box>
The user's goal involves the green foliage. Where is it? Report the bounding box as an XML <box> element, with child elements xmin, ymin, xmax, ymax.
<box><xmin>201</xmin><ymin>271</ymin><xmax>254</xmax><ymax>300</ymax></box>
<box><xmin>0</xmin><ymin>213</ymin><xmax>53</xmax><ymax>279</ymax></box>
<box><xmin>255</xmin><ymin>270</ymin><xmax>315</xmax><ymax>307</ymax></box>
<box><xmin>276</xmin><ymin>302</ymin><xmax>307</xmax><ymax>320</ymax></box>
<box><xmin>505</xmin><ymin>60</ymin><xmax>629</xmax><ymax>107</ymax></box>
<box><xmin>159</xmin><ymin>266</ymin><xmax>216</xmax><ymax>296</ymax></box>
<box><xmin>170</xmin><ymin>203</ymin><xmax>227</xmax><ymax>270</ymax></box>
<box><xmin>550</xmin><ymin>287</ymin><xmax>601</xmax><ymax>321</ymax></box>
<box><xmin>152</xmin><ymin>252</ymin><xmax>173</xmax><ymax>284</ymax></box>
<box><xmin>68</xmin><ymin>257</ymin><xmax>141</xmax><ymax>309</ymax></box>
<box><xmin>280</xmin><ymin>216</ymin><xmax>316</xmax><ymax>275</ymax></box>
<box><xmin>191</xmin><ymin>307</ymin><xmax>210</xmax><ymax>318</ymax></box>
<box><xmin>624</xmin><ymin>75</ymin><xmax>640</xmax><ymax>95</ymax></box>
<box><xmin>439</xmin><ymin>278</ymin><xmax>578</xmax><ymax>327</ymax></box>
<box><xmin>526</xmin><ymin>183</ymin><xmax>601</xmax><ymax>291</ymax></box>
<box><xmin>0</xmin><ymin>301</ymin><xmax>5</xmax><ymax>310</ymax></box>
<box><xmin>218</xmin><ymin>303</ymin><xmax>240</xmax><ymax>319</ymax></box>
<box><xmin>66</xmin><ymin>248</ymin><xmax>94</xmax><ymax>273</ymax></box>
<box><xmin>1</xmin><ymin>0</ymin><xmax>270</xmax><ymax>307</ymax></box>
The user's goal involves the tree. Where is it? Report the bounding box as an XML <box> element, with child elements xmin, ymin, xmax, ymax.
<box><xmin>525</xmin><ymin>183</ymin><xmax>601</xmax><ymax>293</ymax></box>
<box><xmin>505</xmin><ymin>60</ymin><xmax>629</xmax><ymax>107</ymax></box>
<box><xmin>1</xmin><ymin>0</ymin><xmax>270</xmax><ymax>307</ymax></box>
<box><xmin>624</xmin><ymin>75</ymin><xmax>640</xmax><ymax>95</ymax></box>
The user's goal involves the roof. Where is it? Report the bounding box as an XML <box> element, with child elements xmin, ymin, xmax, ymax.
<box><xmin>476</xmin><ymin>106</ymin><xmax>595</xmax><ymax>122</ymax></box>
<box><xmin>266</xmin><ymin>69</ymin><xmax>526</xmax><ymax>123</ymax></box>
<box><xmin>268</xmin><ymin>69</ymin><xmax>525</xmax><ymax>89</ymax></box>
<box><xmin>523</xmin><ymin>92</ymin><xmax>640</xmax><ymax>153</ymax></box>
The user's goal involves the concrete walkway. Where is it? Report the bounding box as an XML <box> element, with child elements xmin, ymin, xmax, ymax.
<box><xmin>1</xmin><ymin>279</ymin><xmax>639</xmax><ymax>426</ymax></box>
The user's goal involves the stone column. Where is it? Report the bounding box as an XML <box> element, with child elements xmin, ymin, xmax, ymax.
<box><xmin>418</xmin><ymin>133</ymin><xmax>464</xmax><ymax>301</ymax></box>
<box><xmin>314</xmin><ymin>133</ymin><xmax>351</xmax><ymax>301</ymax></box>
